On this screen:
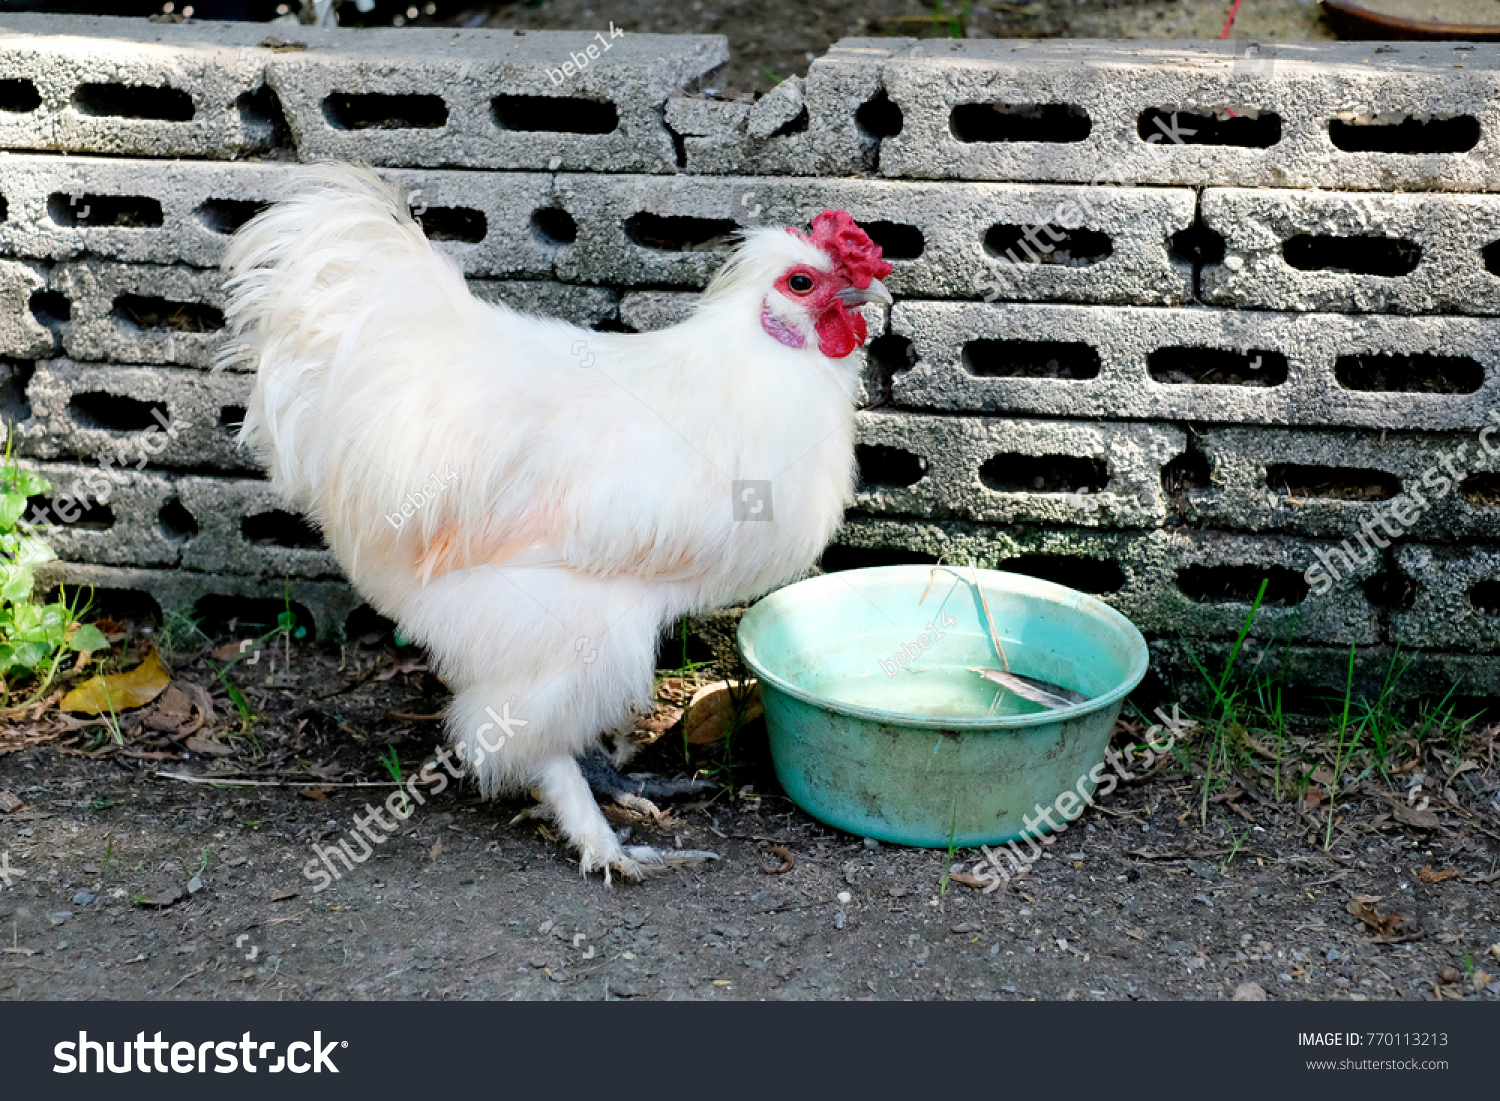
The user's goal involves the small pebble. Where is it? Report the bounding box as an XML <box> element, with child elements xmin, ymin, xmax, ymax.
<box><xmin>837</xmin><ymin>891</ymin><xmax>851</xmax><ymax>904</ymax></box>
<box><xmin>863</xmin><ymin>837</ymin><xmax>880</xmax><ymax>850</ymax></box>
<box><xmin>73</xmin><ymin>891</ymin><xmax>96</xmax><ymax>906</ymax></box>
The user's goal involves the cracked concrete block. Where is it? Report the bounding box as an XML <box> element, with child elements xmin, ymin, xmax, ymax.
<box><xmin>832</xmin><ymin>516</ymin><xmax>1380</xmax><ymax>645</ymax></box>
<box><xmin>1393</xmin><ymin>544</ymin><xmax>1500</xmax><ymax>650</ymax></box>
<box><xmin>31</xmin><ymin>560</ymin><xmax>360</xmax><ymax>642</ymax></box>
<box><xmin>55</xmin><ymin>262</ymin><xmax>227</xmax><ymax>368</ymax></box>
<box><xmin>854</xmin><ymin>411</ymin><xmax>1182</xmax><ymax>528</ymax></box>
<box><xmin>265</xmin><ymin>26</ymin><xmax>725</xmax><ymax>172</ymax></box>
<box><xmin>12</xmin><ymin>360</ymin><xmax>255</xmax><ymax>473</ymax></box>
<box><xmin>889</xmin><ymin>301</ymin><xmax>1500</xmax><ymax>431</ymax></box>
<box><xmin>673</xmin><ymin>39</ymin><xmax>914</xmax><ymax>176</ymax></box>
<box><xmin>665</xmin><ymin>95</ymin><xmax>749</xmax><ymax>138</ymax></box>
<box><xmin>16</xmin><ymin>460</ymin><xmax>182</xmax><ymax>568</ymax></box>
<box><xmin>0</xmin><ymin>156</ymin><xmax>556</xmax><ymax>278</ymax></box>
<box><xmin>1186</xmin><ymin>424</ymin><xmax>1500</xmax><ymax>541</ymax></box>
<box><xmin>555</xmin><ymin>174</ymin><xmax>1194</xmax><ymax>304</ymax></box>
<box><xmin>0</xmin><ymin>260</ymin><xmax>54</xmax><ymax>359</ymax></box>
<box><xmin>878</xmin><ymin>38</ymin><xmax>1500</xmax><ymax>192</ymax></box>
<box><xmin>746</xmin><ymin>76</ymin><xmax>806</xmax><ymax>139</ymax></box>
<box><xmin>1203</xmin><ymin>188</ymin><xmax>1500</xmax><ymax>316</ymax></box>
<box><xmin>176</xmin><ymin>476</ymin><xmax>340</xmax><ymax>580</ymax></box>
<box><xmin>469</xmin><ymin>280</ymin><xmax>618</xmax><ymax>327</ymax></box>
<box><xmin>0</xmin><ymin>14</ymin><xmax>285</xmax><ymax>160</ymax></box>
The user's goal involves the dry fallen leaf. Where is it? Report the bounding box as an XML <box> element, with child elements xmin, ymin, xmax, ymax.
<box><xmin>684</xmin><ymin>679</ymin><xmax>762</xmax><ymax>745</ymax></box>
<box><xmin>1347</xmin><ymin>897</ymin><xmax>1420</xmax><ymax>943</ymax></box>
<box><xmin>185</xmin><ymin>736</ymin><xmax>235</xmax><ymax>758</ymax></box>
<box><xmin>0</xmin><ymin>790</ymin><xmax>23</xmax><ymax>814</ymax></box>
<box><xmin>1417</xmin><ymin>864</ymin><xmax>1460</xmax><ymax>884</ymax></box>
<box><xmin>947</xmin><ymin>872</ymin><xmax>988</xmax><ymax>890</ymax></box>
<box><xmin>61</xmin><ymin>649</ymin><xmax>171</xmax><ymax>715</ymax></box>
<box><xmin>270</xmin><ymin>890</ymin><xmax>298</xmax><ymax>902</ymax></box>
<box><xmin>1310</xmin><ymin>763</ymin><xmax>1337</xmax><ymax>785</ymax></box>
<box><xmin>1392</xmin><ymin>801</ymin><xmax>1439</xmax><ymax>829</ymax></box>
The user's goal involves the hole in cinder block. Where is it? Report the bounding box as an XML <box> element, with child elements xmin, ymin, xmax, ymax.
<box><xmin>951</xmin><ymin>102</ymin><xmax>1091</xmax><ymax>144</ymax></box>
<box><xmin>1137</xmin><ymin>107</ymin><xmax>1281</xmax><ymax>148</ymax></box>
<box><xmin>1163</xmin><ymin>447</ymin><xmax>1211</xmax><ymax>499</ymax></box>
<box><xmin>158</xmin><ymin>498</ymin><xmax>198</xmax><ymax>541</ymax></box>
<box><xmin>0</xmin><ymin>78</ymin><xmax>41</xmax><ymax>114</ymax></box>
<box><xmin>241</xmin><ymin>509</ymin><xmax>326</xmax><ymax>551</ymax></box>
<box><xmin>0</xmin><ymin>193</ymin><xmax>7</xmax><ymax>223</ymax></box>
<box><xmin>996</xmin><ymin>554</ymin><xmax>1124</xmax><ymax>595</ymax></box>
<box><xmin>858</xmin><ymin>220</ymin><xmax>924</xmax><ymax>261</ymax></box>
<box><xmin>856</xmin><ymin>89</ymin><xmax>903</xmax><ymax>139</ymax></box>
<box><xmin>980</xmin><ymin>454</ymin><xmax>1108</xmax><ymax>494</ymax></box>
<box><xmin>1283</xmin><ymin>235</ymin><xmax>1421</xmax><ymax>276</ymax></box>
<box><xmin>323</xmin><ymin>92</ymin><xmax>448</xmax><ymax>131</ymax></box>
<box><xmin>1460</xmin><ymin>473</ymin><xmax>1500</xmax><ymax>508</ymax></box>
<box><xmin>345</xmin><ymin>604</ymin><xmax>396</xmax><ymax>644</ymax></box>
<box><xmin>868</xmin><ymin>333</ymin><xmax>916</xmax><ymax>373</ymax></box>
<box><xmin>819</xmin><ymin>544</ymin><xmax>939</xmax><ymax>573</ymax></box>
<box><xmin>24</xmin><ymin>493</ymin><xmax>114</xmax><ymax>530</ymax></box>
<box><xmin>113</xmin><ymin>295</ymin><xmax>224</xmax><ymax>333</ymax></box>
<box><xmin>1471</xmin><ymin>579</ymin><xmax>1500</xmax><ymax>614</ymax></box>
<box><xmin>193</xmin><ymin>593</ymin><xmax>315</xmax><ymax>639</ymax></box>
<box><xmin>1329</xmin><ymin>114</ymin><xmax>1479</xmax><ymax>155</ymax></box>
<box><xmin>1170</xmin><ymin>223</ymin><xmax>1227</xmax><ymax>268</ymax></box>
<box><xmin>531</xmin><ymin>207</ymin><xmax>577</xmax><ymax>246</ymax></box>
<box><xmin>591</xmin><ymin>318</ymin><xmax>634</xmax><ymax>334</ymax></box>
<box><xmin>0</xmin><ymin>359</ymin><xmax>33</xmax><ymax>423</ymax></box>
<box><xmin>80</xmin><ymin>587</ymin><xmax>161</xmax><ymax>625</ymax></box>
<box><xmin>74</xmin><ymin>82</ymin><xmax>194</xmax><ymax>122</ymax></box>
<box><xmin>1364</xmin><ymin>570</ymin><xmax>1416</xmax><ymax>611</ymax></box>
<box><xmin>625</xmin><ymin>212</ymin><xmax>739</xmax><ymax>253</ymax></box>
<box><xmin>856</xmin><ymin>444</ymin><xmax>926</xmax><ymax>491</ymax></box>
<box><xmin>1148</xmin><ymin>347</ymin><xmax>1288</xmax><ymax>387</ymax></box>
<box><xmin>219</xmin><ymin>406</ymin><xmax>246</xmax><ymax>433</ymax></box>
<box><xmin>195</xmin><ymin>199</ymin><xmax>268</xmax><ymax>236</ymax></box>
<box><xmin>29</xmin><ymin>289</ymin><xmax>70</xmax><ymax>338</ymax></box>
<box><xmin>46</xmin><ymin>192</ymin><xmax>163</xmax><ymax>229</ymax></box>
<box><xmin>1266</xmin><ymin>464</ymin><xmax>1399</xmax><ymax>501</ymax></box>
<box><xmin>68</xmin><ymin>391</ymin><xmax>168</xmax><ymax>433</ymax></box>
<box><xmin>984</xmin><ymin>224</ymin><xmax>1111</xmax><ymax>266</ymax></box>
<box><xmin>419</xmin><ymin>207</ymin><xmax>487</xmax><ymax>243</ymax></box>
<box><xmin>237</xmin><ymin>82</ymin><xmax>294</xmax><ymax>152</ymax></box>
<box><xmin>1177</xmin><ymin>564</ymin><xmax>1308</xmax><ymax>606</ymax></box>
<box><xmin>492</xmin><ymin>94</ymin><xmax>618</xmax><ymax>134</ymax></box>
<box><xmin>962</xmin><ymin>339</ymin><xmax>1101</xmax><ymax>380</ymax></box>
<box><xmin>1333</xmin><ymin>353</ymin><xmax>1483</xmax><ymax>394</ymax></box>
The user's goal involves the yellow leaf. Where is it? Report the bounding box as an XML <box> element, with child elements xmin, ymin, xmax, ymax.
<box><xmin>684</xmin><ymin>679</ymin><xmax>763</xmax><ymax>745</ymax></box>
<box><xmin>61</xmin><ymin>650</ymin><xmax>171</xmax><ymax>715</ymax></box>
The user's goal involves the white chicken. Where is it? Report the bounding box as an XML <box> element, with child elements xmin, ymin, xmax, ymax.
<box><xmin>218</xmin><ymin>165</ymin><xmax>892</xmax><ymax>880</ymax></box>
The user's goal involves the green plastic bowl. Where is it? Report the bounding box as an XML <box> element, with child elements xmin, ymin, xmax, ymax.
<box><xmin>737</xmin><ymin>566</ymin><xmax>1150</xmax><ymax>847</ymax></box>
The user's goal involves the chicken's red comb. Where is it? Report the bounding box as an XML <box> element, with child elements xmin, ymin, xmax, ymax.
<box><xmin>794</xmin><ymin>210</ymin><xmax>893</xmax><ymax>290</ymax></box>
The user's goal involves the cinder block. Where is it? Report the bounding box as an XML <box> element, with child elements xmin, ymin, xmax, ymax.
<box><xmin>16</xmin><ymin>460</ymin><xmax>182</xmax><ymax>568</ymax></box>
<box><xmin>890</xmin><ymin>301</ymin><xmax>1500</xmax><ymax>431</ymax></box>
<box><xmin>0</xmin><ymin>14</ymin><xmax>280</xmax><ymax>160</ymax></box>
<box><xmin>55</xmin><ymin>261</ymin><xmax>226</xmax><ymax>368</ymax></box>
<box><xmin>176</xmin><ymin>476</ymin><xmax>340</xmax><ymax>580</ymax></box>
<box><xmin>1203</xmin><ymin>188</ymin><xmax>1500</xmax><ymax>315</ymax></box>
<box><xmin>469</xmin><ymin>280</ymin><xmax>618</xmax><ymax>327</ymax></box>
<box><xmin>0</xmin><ymin>155</ymin><xmax>556</xmax><ymax>278</ymax></box>
<box><xmin>619</xmin><ymin>290</ymin><xmax>697</xmax><ymax>332</ymax></box>
<box><xmin>832</xmin><ymin>516</ymin><xmax>1380</xmax><ymax>645</ymax></box>
<box><xmin>12</xmin><ymin>360</ymin><xmax>255</xmax><ymax>473</ymax></box>
<box><xmin>265</xmin><ymin>26</ymin><xmax>725</xmax><ymax>172</ymax></box>
<box><xmin>878</xmin><ymin>38</ymin><xmax>1500</xmax><ymax>192</ymax></box>
<box><xmin>0</xmin><ymin>260</ymin><xmax>54</xmax><ymax>359</ymax></box>
<box><xmin>31</xmin><ymin>560</ymin><xmax>360</xmax><ymax>643</ymax></box>
<box><xmin>854</xmin><ymin>411</ymin><xmax>1181</xmax><ymax>528</ymax></box>
<box><xmin>555</xmin><ymin>174</ymin><xmax>1195</xmax><ymax>304</ymax></box>
<box><xmin>1187</xmin><ymin>425</ymin><xmax>1500</xmax><ymax>541</ymax></box>
<box><xmin>671</xmin><ymin>39</ymin><xmax>916</xmax><ymax>176</ymax></box>
<box><xmin>1393</xmin><ymin>544</ymin><xmax>1500</xmax><ymax>650</ymax></box>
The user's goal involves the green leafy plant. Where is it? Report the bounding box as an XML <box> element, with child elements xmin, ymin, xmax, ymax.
<box><xmin>0</xmin><ymin>429</ymin><xmax>107</xmax><ymax>704</ymax></box>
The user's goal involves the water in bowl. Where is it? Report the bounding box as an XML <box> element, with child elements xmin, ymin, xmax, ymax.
<box><xmin>799</xmin><ymin>667</ymin><xmax>1056</xmax><ymax>719</ymax></box>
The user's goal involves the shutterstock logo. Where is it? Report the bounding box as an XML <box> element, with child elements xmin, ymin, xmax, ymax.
<box><xmin>54</xmin><ymin>1032</ymin><xmax>345</xmax><ymax>1074</ymax></box>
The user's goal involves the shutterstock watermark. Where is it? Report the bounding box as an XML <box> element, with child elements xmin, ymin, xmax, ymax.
<box><xmin>958</xmin><ymin>705</ymin><xmax>1195</xmax><ymax>892</ymax></box>
<box><xmin>733</xmin><ymin>479</ymin><xmax>773</xmax><ymax>521</ymax></box>
<box><xmin>878</xmin><ymin>611</ymin><xmax>957</xmax><ymax>676</ymax></box>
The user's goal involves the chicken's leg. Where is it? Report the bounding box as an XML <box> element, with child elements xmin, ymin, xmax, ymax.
<box><xmin>533</xmin><ymin>755</ymin><xmax>717</xmax><ymax>883</ymax></box>
<box><xmin>577</xmin><ymin>745</ymin><xmax>714</xmax><ymax>818</ymax></box>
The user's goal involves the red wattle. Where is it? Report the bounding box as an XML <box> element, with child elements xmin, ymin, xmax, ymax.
<box><xmin>815</xmin><ymin>305</ymin><xmax>865</xmax><ymax>359</ymax></box>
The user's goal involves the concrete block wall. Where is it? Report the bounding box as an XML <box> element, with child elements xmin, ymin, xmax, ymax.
<box><xmin>2</xmin><ymin>16</ymin><xmax>1498</xmax><ymax>700</ymax></box>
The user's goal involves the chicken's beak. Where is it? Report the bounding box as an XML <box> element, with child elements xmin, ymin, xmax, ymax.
<box><xmin>837</xmin><ymin>279</ymin><xmax>893</xmax><ymax>308</ymax></box>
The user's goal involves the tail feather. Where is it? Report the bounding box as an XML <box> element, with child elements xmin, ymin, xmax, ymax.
<box><xmin>217</xmin><ymin>164</ymin><xmax>475</xmax><ymax>517</ymax></box>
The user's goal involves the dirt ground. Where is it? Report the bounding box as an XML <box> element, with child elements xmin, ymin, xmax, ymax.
<box><xmin>1</xmin><ymin>634</ymin><xmax>1498</xmax><ymax>1002</ymax></box>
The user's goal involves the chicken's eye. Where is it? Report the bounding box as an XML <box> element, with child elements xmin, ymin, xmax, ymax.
<box><xmin>788</xmin><ymin>273</ymin><xmax>815</xmax><ymax>294</ymax></box>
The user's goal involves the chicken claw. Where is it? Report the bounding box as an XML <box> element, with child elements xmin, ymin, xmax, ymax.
<box><xmin>581</xmin><ymin>844</ymin><xmax>720</xmax><ymax>885</ymax></box>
